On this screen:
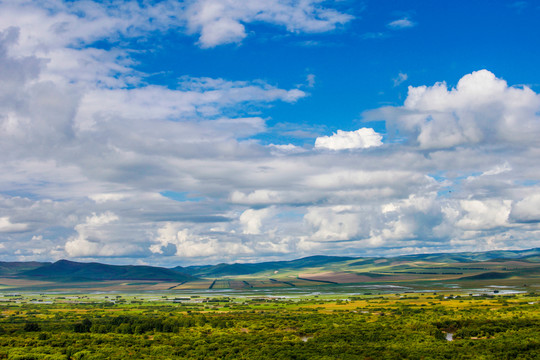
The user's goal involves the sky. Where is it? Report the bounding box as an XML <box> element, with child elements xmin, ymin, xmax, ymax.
<box><xmin>1</xmin><ymin>0</ymin><xmax>540</xmax><ymax>266</ymax></box>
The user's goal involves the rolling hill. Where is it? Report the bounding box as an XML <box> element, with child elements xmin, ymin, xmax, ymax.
<box><xmin>1</xmin><ymin>248</ymin><xmax>540</xmax><ymax>291</ymax></box>
<box><xmin>0</xmin><ymin>261</ymin><xmax>46</xmax><ymax>276</ymax></box>
<box><xmin>21</xmin><ymin>260</ymin><xmax>196</xmax><ymax>282</ymax></box>
<box><xmin>172</xmin><ymin>255</ymin><xmax>356</xmax><ymax>277</ymax></box>
<box><xmin>391</xmin><ymin>248</ymin><xmax>540</xmax><ymax>263</ymax></box>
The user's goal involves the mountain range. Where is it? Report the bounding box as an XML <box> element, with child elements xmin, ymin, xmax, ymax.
<box><xmin>1</xmin><ymin>248</ymin><xmax>540</xmax><ymax>290</ymax></box>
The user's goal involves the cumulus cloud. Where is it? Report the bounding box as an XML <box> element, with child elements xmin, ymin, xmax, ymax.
<box><xmin>456</xmin><ymin>199</ymin><xmax>511</xmax><ymax>230</ymax></box>
<box><xmin>510</xmin><ymin>194</ymin><xmax>540</xmax><ymax>223</ymax></box>
<box><xmin>64</xmin><ymin>212</ymin><xmax>121</xmax><ymax>257</ymax></box>
<box><xmin>363</xmin><ymin>195</ymin><xmax>444</xmax><ymax>247</ymax></box>
<box><xmin>367</xmin><ymin>70</ymin><xmax>540</xmax><ymax>149</ymax></box>
<box><xmin>239</xmin><ymin>208</ymin><xmax>272</xmax><ymax>234</ymax></box>
<box><xmin>304</xmin><ymin>205</ymin><xmax>363</xmax><ymax>242</ymax></box>
<box><xmin>150</xmin><ymin>222</ymin><xmax>255</xmax><ymax>259</ymax></box>
<box><xmin>315</xmin><ymin>128</ymin><xmax>383</xmax><ymax>150</ymax></box>
<box><xmin>184</xmin><ymin>0</ymin><xmax>353</xmax><ymax>47</ymax></box>
<box><xmin>0</xmin><ymin>217</ymin><xmax>28</xmax><ymax>233</ymax></box>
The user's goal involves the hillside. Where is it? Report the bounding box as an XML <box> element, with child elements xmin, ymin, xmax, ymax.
<box><xmin>391</xmin><ymin>248</ymin><xmax>540</xmax><ymax>263</ymax></box>
<box><xmin>173</xmin><ymin>255</ymin><xmax>356</xmax><ymax>277</ymax></box>
<box><xmin>0</xmin><ymin>261</ymin><xmax>47</xmax><ymax>276</ymax></box>
<box><xmin>21</xmin><ymin>260</ymin><xmax>196</xmax><ymax>282</ymax></box>
<box><xmin>166</xmin><ymin>248</ymin><xmax>540</xmax><ymax>291</ymax></box>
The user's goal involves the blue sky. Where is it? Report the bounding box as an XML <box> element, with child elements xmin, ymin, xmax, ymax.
<box><xmin>133</xmin><ymin>1</ymin><xmax>540</xmax><ymax>125</ymax></box>
<box><xmin>1</xmin><ymin>0</ymin><xmax>540</xmax><ymax>266</ymax></box>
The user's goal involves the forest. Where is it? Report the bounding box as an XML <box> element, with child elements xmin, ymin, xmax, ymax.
<box><xmin>1</xmin><ymin>291</ymin><xmax>539</xmax><ymax>359</ymax></box>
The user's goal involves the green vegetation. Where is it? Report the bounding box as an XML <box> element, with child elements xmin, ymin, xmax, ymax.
<box><xmin>0</xmin><ymin>292</ymin><xmax>539</xmax><ymax>359</ymax></box>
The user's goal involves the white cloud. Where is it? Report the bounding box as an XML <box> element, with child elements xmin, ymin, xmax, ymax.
<box><xmin>150</xmin><ymin>224</ymin><xmax>191</xmax><ymax>255</ymax></box>
<box><xmin>184</xmin><ymin>0</ymin><xmax>353</xmax><ymax>48</ymax></box>
<box><xmin>268</xmin><ymin>143</ymin><xmax>306</xmax><ymax>155</ymax></box>
<box><xmin>306</xmin><ymin>74</ymin><xmax>316</xmax><ymax>88</ymax></box>
<box><xmin>315</xmin><ymin>128</ymin><xmax>383</xmax><ymax>150</ymax></box>
<box><xmin>0</xmin><ymin>15</ymin><xmax>307</xmax><ymax>195</ymax></box>
<box><xmin>456</xmin><ymin>199</ymin><xmax>511</xmax><ymax>230</ymax></box>
<box><xmin>231</xmin><ymin>190</ymin><xmax>286</xmax><ymax>205</ymax></box>
<box><xmin>304</xmin><ymin>205</ymin><xmax>362</xmax><ymax>242</ymax></box>
<box><xmin>482</xmin><ymin>162</ymin><xmax>512</xmax><ymax>176</ymax></box>
<box><xmin>74</xmin><ymin>80</ymin><xmax>305</xmax><ymax>132</ymax></box>
<box><xmin>510</xmin><ymin>193</ymin><xmax>540</xmax><ymax>223</ymax></box>
<box><xmin>0</xmin><ymin>1</ymin><xmax>177</xmax><ymax>86</ymax></box>
<box><xmin>303</xmin><ymin>170</ymin><xmax>428</xmax><ymax>190</ymax></box>
<box><xmin>150</xmin><ymin>222</ymin><xmax>255</xmax><ymax>258</ymax></box>
<box><xmin>367</xmin><ymin>70</ymin><xmax>540</xmax><ymax>149</ymax></box>
<box><xmin>387</xmin><ymin>18</ymin><xmax>415</xmax><ymax>29</ymax></box>
<box><xmin>89</xmin><ymin>193</ymin><xmax>128</xmax><ymax>204</ymax></box>
<box><xmin>0</xmin><ymin>217</ymin><xmax>28</xmax><ymax>233</ymax></box>
<box><xmin>368</xmin><ymin>195</ymin><xmax>444</xmax><ymax>247</ymax></box>
<box><xmin>393</xmin><ymin>72</ymin><xmax>408</xmax><ymax>87</ymax></box>
<box><xmin>239</xmin><ymin>208</ymin><xmax>271</xmax><ymax>234</ymax></box>
<box><xmin>64</xmin><ymin>212</ymin><xmax>124</xmax><ymax>257</ymax></box>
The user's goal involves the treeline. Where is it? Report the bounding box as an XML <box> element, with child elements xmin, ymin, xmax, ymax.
<box><xmin>74</xmin><ymin>314</ymin><xmax>232</xmax><ymax>334</ymax></box>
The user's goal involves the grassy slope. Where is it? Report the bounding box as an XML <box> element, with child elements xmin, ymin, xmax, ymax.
<box><xmin>192</xmin><ymin>249</ymin><xmax>540</xmax><ymax>290</ymax></box>
<box><xmin>0</xmin><ymin>261</ymin><xmax>48</xmax><ymax>276</ymax></box>
<box><xmin>172</xmin><ymin>255</ymin><xmax>356</xmax><ymax>277</ymax></box>
<box><xmin>21</xmin><ymin>260</ymin><xmax>196</xmax><ymax>282</ymax></box>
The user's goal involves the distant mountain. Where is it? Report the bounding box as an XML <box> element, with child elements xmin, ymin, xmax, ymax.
<box><xmin>21</xmin><ymin>260</ymin><xmax>196</xmax><ymax>282</ymax></box>
<box><xmin>2</xmin><ymin>248</ymin><xmax>540</xmax><ymax>285</ymax></box>
<box><xmin>172</xmin><ymin>255</ymin><xmax>356</xmax><ymax>277</ymax></box>
<box><xmin>173</xmin><ymin>249</ymin><xmax>540</xmax><ymax>277</ymax></box>
<box><xmin>391</xmin><ymin>248</ymin><xmax>540</xmax><ymax>263</ymax></box>
<box><xmin>0</xmin><ymin>261</ymin><xmax>47</xmax><ymax>276</ymax></box>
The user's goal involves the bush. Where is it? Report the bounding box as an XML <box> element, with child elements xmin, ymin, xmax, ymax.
<box><xmin>23</xmin><ymin>322</ymin><xmax>41</xmax><ymax>332</ymax></box>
